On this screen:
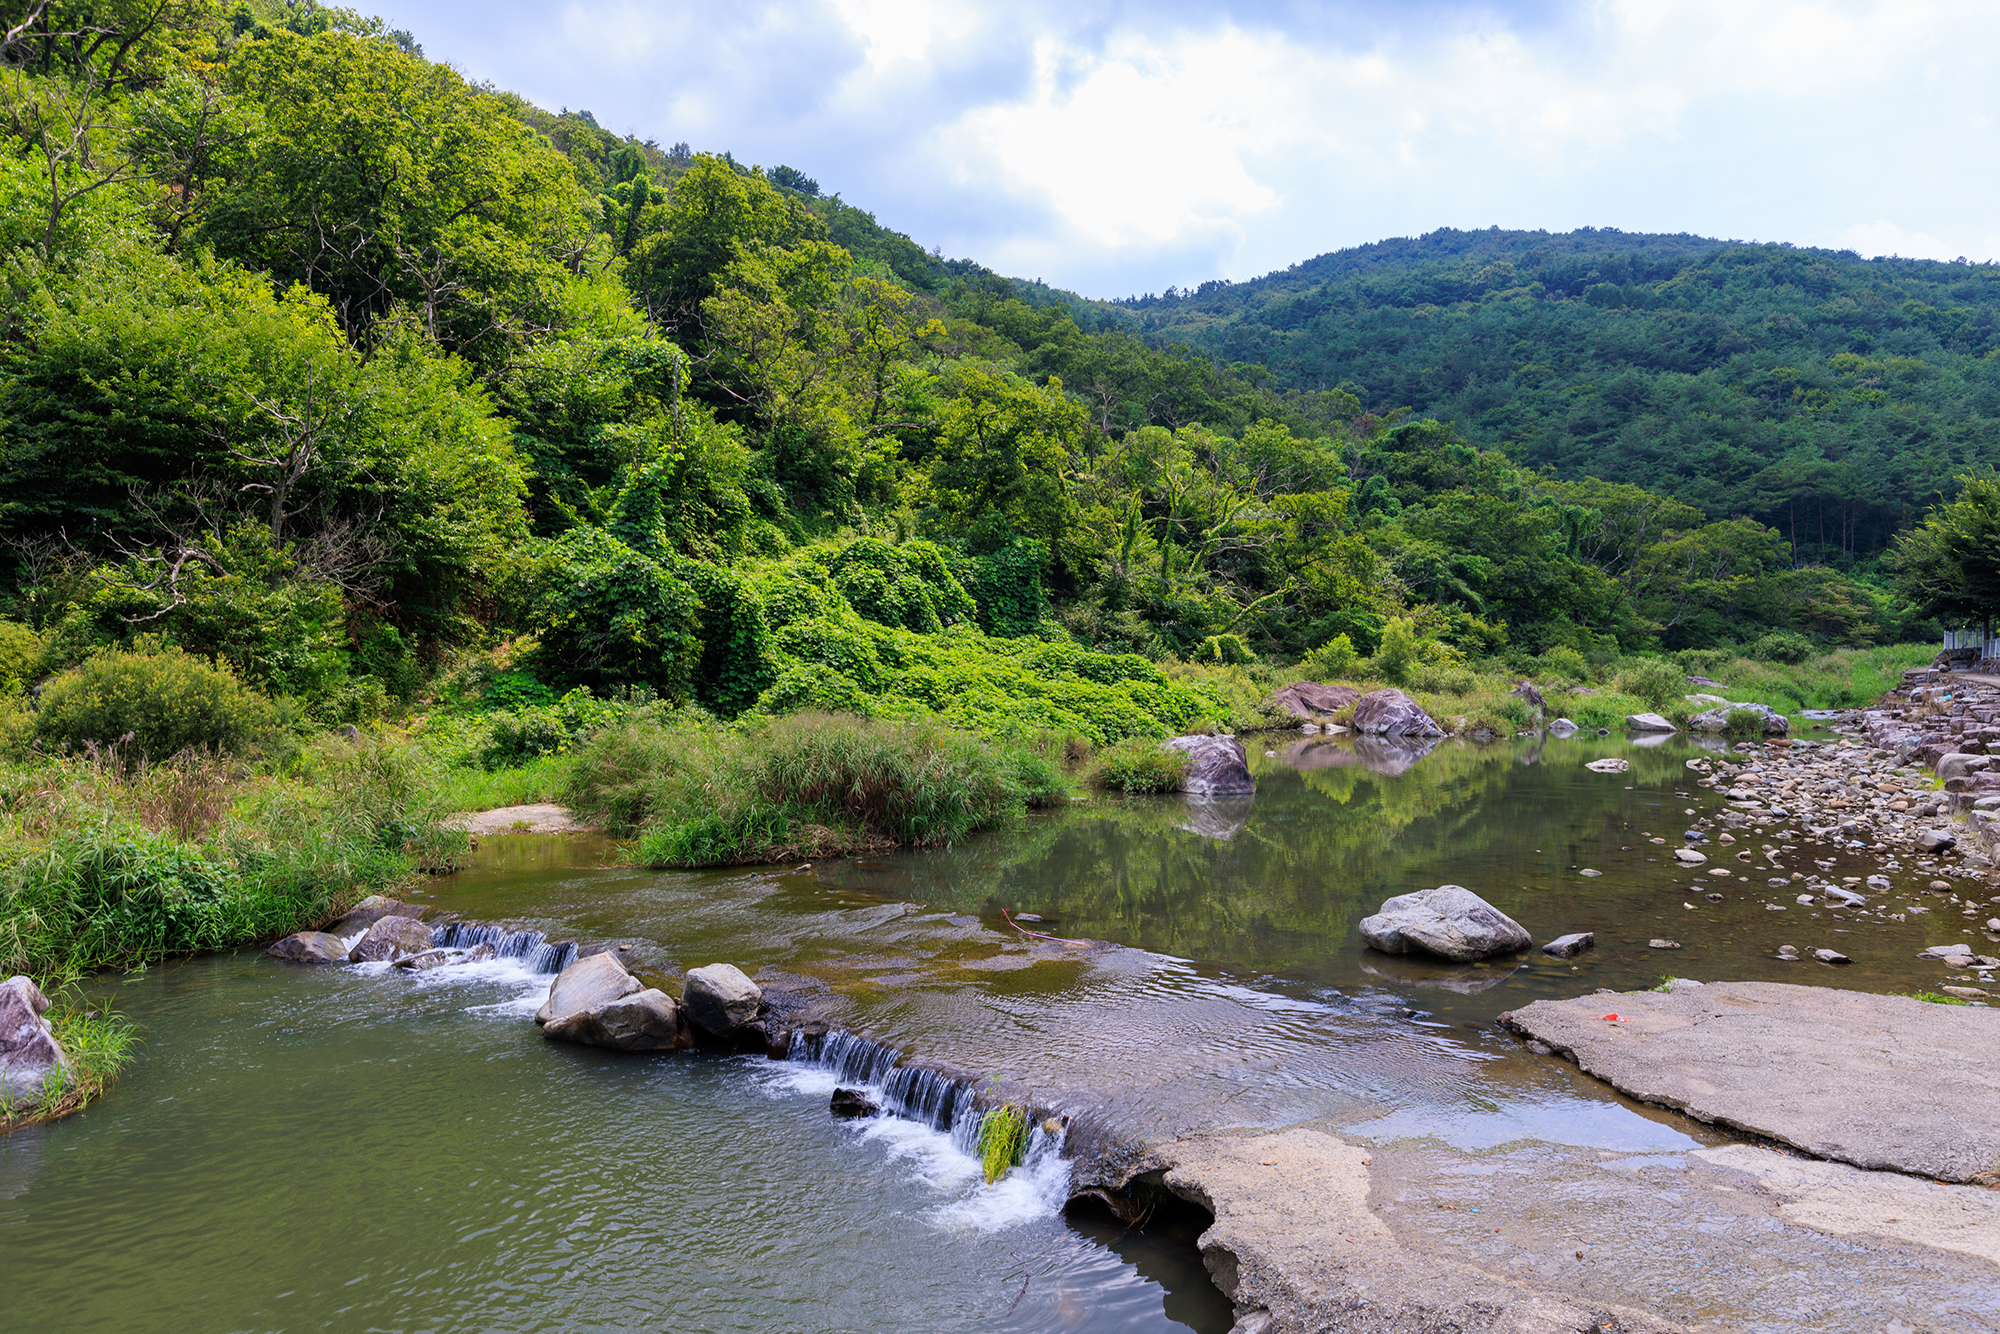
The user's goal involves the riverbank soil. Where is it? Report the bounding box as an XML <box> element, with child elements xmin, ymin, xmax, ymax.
<box><xmin>1498</xmin><ymin>982</ymin><xmax>2000</xmax><ymax>1182</ymax></box>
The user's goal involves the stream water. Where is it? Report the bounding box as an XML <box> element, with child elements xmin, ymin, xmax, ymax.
<box><xmin>3</xmin><ymin>727</ymin><xmax>1990</xmax><ymax>1332</ymax></box>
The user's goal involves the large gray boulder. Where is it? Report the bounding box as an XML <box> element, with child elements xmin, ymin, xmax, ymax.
<box><xmin>536</xmin><ymin>951</ymin><xmax>642</xmax><ymax>1027</ymax></box>
<box><xmin>1</xmin><ymin>975</ymin><xmax>72</xmax><ymax>1107</ymax></box>
<box><xmin>1268</xmin><ymin>682</ymin><xmax>1362</xmax><ymax>720</ymax></box>
<box><xmin>1625</xmin><ymin>712</ymin><xmax>1677</xmax><ymax>732</ymax></box>
<box><xmin>266</xmin><ymin>931</ymin><xmax>354</xmax><ymax>963</ymax></box>
<box><xmin>542</xmin><ymin>988</ymin><xmax>685</xmax><ymax>1051</ymax></box>
<box><xmin>1688</xmin><ymin>702</ymin><xmax>1789</xmax><ymax>735</ymax></box>
<box><xmin>326</xmin><ymin>895</ymin><xmax>429</xmax><ymax>938</ymax></box>
<box><xmin>681</xmin><ymin>963</ymin><xmax>763</xmax><ymax>1040</ymax></box>
<box><xmin>1164</xmin><ymin>734</ymin><xmax>1255</xmax><ymax>796</ymax></box>
<box><xmin>346</xmin><ymin>915</ymin><xmax>435</xmax><ymax>963</ymax></box>
<box><xmin>1360</xmin><ymin>885</ymin><xmax>1532</xmax><ymax>961</ymax></box>
<box><xmin>1349</xmin><ymin>689</ymin><xmax>1444</xmax><ymax>737</ymax></box>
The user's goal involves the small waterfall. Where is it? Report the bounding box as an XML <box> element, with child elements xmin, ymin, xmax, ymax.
<box><xmin>430</xmin><ymin>922</ymin><xmax>578</xmax><ymax>974</ymax></box>
<box><xmin>788</xmin><ymin>1029</ymin><xmax>984</xmax><ymax>1150</ymax></box>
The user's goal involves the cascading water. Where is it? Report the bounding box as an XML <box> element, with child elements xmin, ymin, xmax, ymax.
<box><xmin>429</xmin><ymin>921</ymin><xmax>578</xmax><ymax>973</ymax></box>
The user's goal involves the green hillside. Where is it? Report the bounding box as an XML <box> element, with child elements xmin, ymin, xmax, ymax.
<box><xmin>1105</xmin><ymin>227</ymin><xmax>2000</xmax><ymax>564</ymax></box>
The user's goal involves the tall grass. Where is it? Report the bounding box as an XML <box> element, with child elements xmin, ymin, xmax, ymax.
<box><xmin>566</xmin><ymin>712</ymin><xmax>1073</xmax><ymax>867</ymax></box>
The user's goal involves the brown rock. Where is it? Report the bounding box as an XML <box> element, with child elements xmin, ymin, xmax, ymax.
<box><xmin>346</xmin><ymin>915</ymin><xmax>435</xmax><ymax>963</ymax></box>
<box><xmin>1350</xmin><ymin>689</ymin><xmax>1444</xmax><ymax>737</ymax></box>
<box><xmin>1268</xmin><ymin>682</ymin><xmax>1362</xmax><ymax>720</ymax></box>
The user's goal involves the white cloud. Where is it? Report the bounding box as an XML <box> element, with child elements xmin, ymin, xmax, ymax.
<box><xmin>369</xmin><ymin>0</ymin><xmax>2000</xmax><ymax>293</ymax></box>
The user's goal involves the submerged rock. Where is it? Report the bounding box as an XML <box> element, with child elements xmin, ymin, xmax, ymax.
<box><xmin>393</xmin><ymin>950</ymin><xmax>455</xmax><ymax>972</ymax></box>
<box><xmin>536</xmin><ymin>951</ymin><xmax>642</xmax><ymax>1026</ymax></box>
<box><xmin>0</xmin><ymin>975</ymin><xmax>71</xmax><ymax>1107</ymax></box>
<box><xmin>1584</xmin><ymin>757</ymin><xmax>1630</xmax><ymax>773</ymax></box>
<box><xmin>1267</xmin><ymin>682</ymin><xmax>1362</xmax><ymax>720</ymax></box>
<box><xmin>681</xmin><ymin>963</ymin><xmax>764</xmax><ymax>1042</ymax></box>
<box><xmin>829</xmin><ymin>1087</ymin><xmax>879</xmax><ymax>1118</ymax></box>
<box><xmin>1359</xmin><ymin>885</ymin><xmax>1531</xmax><ymax>962</ymax></box>
<box><xmin>1542</xmin><ymin>932</ymin><xmax>1594</xmax><ymax>959</ymax></box>
<box><xmin>1163</xmin><ymin>734</ymin><xmax>1255</xmax><ymax>796</ymax></box>
<box><xmin>1349</xmin><ymin>689</ymin><xmax>1444</xmax><ymax>737</ymax></box>
<box><xmin>266</xmin><ymin>931</ymin><xmax>353</xmax><ymax>963</ymax></box>
<box><xmin>347</xmin><ymin>915</ymin><xmax>435</xmax><ymax>963</ymax></box>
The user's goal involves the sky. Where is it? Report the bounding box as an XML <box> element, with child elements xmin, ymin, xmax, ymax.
<box><xmin>364</xmin><ymin>0</ymin><xmax>2000</xmax><ymax>298</ymax></box>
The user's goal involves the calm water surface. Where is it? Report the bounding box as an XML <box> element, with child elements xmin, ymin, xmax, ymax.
<box><xmin>4</xmin><ymin>727</ymin><xmax>1986</xmax><ymax>1332</ymax></box>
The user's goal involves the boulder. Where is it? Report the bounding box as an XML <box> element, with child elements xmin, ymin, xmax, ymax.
<box><xmin>1267</xmin><ymin>682</ymin><xmax>1362</xmax><ymax>720</ymax></box>
<box><xmin>1542</xmin><ymin>932</ymin><xmax>1594</xmax><ymax>959</ymax></box>
<box><xmin>1625</xmin><ymin>713</ymin><xmax>1677</xmax><ymax>732</ymax></box>
<box><xmin>1548</xmin><ymin>717</ymin><xmax>1578</xmax><ymax>736</ymax></box>
<box><xmin>347</xmin><ymin>915</ymin><xmax>435</xmax><ymax>963</ymax></box>
<box><xmin>1163</xmin><ymin>735</ymin><xmax>1255</xmax><ymax>796</ymax></box>
<box><xmin>1673</xmin><ymin>848</ymin><xmax>1707</xmax><ymax>865</ymax></box>
<box><xmin>1688</xmin><ymin>703</ymin><xmax>1790</xmax><ymax>735</ymax></box>
<box><xmin>393</xmin><ymin>950</ymin><xmax>455</xmax><ymax>972</ymax></box>
<box><xmin>0</xmin><ymin>975</ymin><xmax>71</xmax><ymax>1106</ymax></box>
<box><xmin>266</xmin><ymin>931</ymin><xmax>353</xmax><ymax>963</ymax></box>
<box><xmin>1584</xmin><ymin>757</ymin><xmax>1630</xmax><ymax>773</ymax></box>
<box><xmin>1813</xmin><ymin>949</ymin><xmax>1852</xmax><ymax>965</ymax></box>
<box><xmin>542</xmin><ymin>988</ymin><xmax>684</xmax><ymax>1051</ymax></box>
<box><xmin>1359</xmin><ymin>885</ymin><xmax>1531</xmax><ymax>962</ymax></box>
<box><xmin>681</xmin><ymin>963</ymin><xmax>763</xmax><ymax>1040</ymax></box>
<box><xmin>1915</xmin><ymin>829</ymin><xmax>1957</xmax><ymax>853</ymax></box>
<box><xmin>1350</xmin><ymin>689</ymin><xmax>1444</xmax><ymax>737</ymax></box>
<box><xmin>536</xmin><ymin>951</ymin><xmax>642</xmax><ymax>1026</ymax></box>
<box><xmin>1822</xmin><ymin>886</ymin><xmax>1867</xmax><ymax>908</ymax></box>
<box><xmin>326</xmin><ymin>895</ymin><xmax>429</xmax><ymax>938</ymax></box>
<box><xmin>830</xmin><ymin>1087</ymin><xmax>880</xmax><ymax>1118</ymax></box>
<box><xmin>1937</xmin><ymin>753</ymin><xmax>1992</xmax><ymax>781</ymax></box>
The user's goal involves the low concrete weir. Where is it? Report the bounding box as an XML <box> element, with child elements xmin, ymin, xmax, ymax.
<box><xmin>428</xmin><ymin>920</ymin><xmax>579</xmax><ymax>973</ymax></box>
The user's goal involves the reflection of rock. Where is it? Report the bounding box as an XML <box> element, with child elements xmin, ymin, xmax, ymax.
<box><xmin>1628</xmin><ymin>731</ymin><xmax>1675</xmax><ymax>748</ymax></box>
<box><xmin>1268</xmin><ymin>682</ymin><xmax>1362</xmax><ymax>719</ymax></box>
<box><xmin>1177</xmin><ymin>796</ymin><xmax>1253</xmax><ymax>841</ymax></box>
<box><xmin>1350</xmin><ymin>735</ymin><xmax>1439</xmax><ymax>775</ymax></box>
<box><xmin>1350</xmin><ymin>689</ymin><xmax>1444</xmax><ymax>737</ymax></box>
<box><xmin>1358</xmin><ymin>954</ymin><xmax>1525</xmax><ymax>994</ymax></box>
<box><xmin>1360</xmin><ymin>885</ymin><xmax>1532</xmax><ymax>961</ymax></box>
<box><xmin>1280</xmin><ymin>741</ymin><xmax>1361</xmax><ymax>771</ymax></box>
<box><xmin>1164</xmin><ymin>734</ymin><xmax>1255</xmax><ymax>795</ymax></box>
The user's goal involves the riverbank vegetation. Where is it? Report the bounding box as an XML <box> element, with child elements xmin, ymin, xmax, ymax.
<box><xmin>0</xmin><ymin>0</ymin><xmax>1980</xmax><ymax>1104</ymax></box>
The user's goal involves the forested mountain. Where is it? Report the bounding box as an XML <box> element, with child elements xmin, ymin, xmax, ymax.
<box><xmin>1103</xmin><ymin>229</ymin><xmax>2000</xmax><ymax>564</ymax></box>
<box><xmin>0</xmin><ymin>0</ymin><xmax>1974</xmax><ymax>740</ymax></box>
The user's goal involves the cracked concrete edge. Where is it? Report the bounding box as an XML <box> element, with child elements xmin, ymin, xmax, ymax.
<box><xmin>1097</xmin><ymin>1128</ymin><xmax>1691</xmax><ymax>1334</ymax></box>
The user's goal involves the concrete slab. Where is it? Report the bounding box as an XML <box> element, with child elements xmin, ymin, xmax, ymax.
<box><xmin>1499</xmin><ymin>982</ymin><xmax>2000</xmax><ymax>1182</ymax></box>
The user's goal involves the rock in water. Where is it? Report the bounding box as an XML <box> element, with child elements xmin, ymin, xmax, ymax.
<box><xmin>1916</xmin><ymin>829</ymin><xmax>1957</xmax><ymax>853</ymax></box>
<box><xmin>1350</xmin><ymin>689</ymin><xmax>1444</xmax><ymax>737</ymax></box>
<box><xmin>1542</xmin><ymin>932</ymin><xmax>1594</xmax><ymax>958</ymax></box>
<box><xmin>1584</xmin><ymin>757</ymin><xmax>1630</xmax><ymax>773</ymax></box>
<box><xmin>536</xmin><ymin>951</ymin><xmax>642</xmax><ymax>1027</ymax></box>
<box><xmin>325</xmin><ymin>895</ymin><xmax>429</xmax><ymax>937</ymax></box>
<box><xmin>1813</xmin><ymin>949</ymin><xmax>1852</xmax><ymax>965</ymax></box>
<box><xmin>1163</xmin><ymin>734</ymin><xmax>1255</xmax><ymax>796</ymax></box>
<box><xmin>1548</xmin><ymin>717</ymin><xmax>1578</xmax><ymax>736</ymax></box>
<box><xmin>1687</xmin><ymin>702</ymin><xmax>1790</xmax><ymax>735</ymax></box>
<box><xmin>393</xmin><ymin>950</ymin><xmax>455</xmax><ymax>972</ymax></box>
<box><xmin>1267</xmin><ymin>682</ymin><xmax>1362</xmax><ymax>720</ymax></box>
<box><xmin>347</xmin><ymin>915</ymin><xmax>435</xmax><ymax>963</ymax></box>
<box><xmin>1673</xmin><ymin>848</ymin><xmax>1708</xmax><ymax>865</ymax></box>
<box><xmin>543</xmin><ymin>988</ymin><xmax>684</xmax><ymax>1051</ymax></box>
<box><xmin>0</xmin><ymin>975</ymin><xmax>72</xmax><ymax>1107</ymax></box>
<box><xmin>266</xmin><ymin>931</ymin><xmax>353</xmax><ymax>963</ymax></box>
<box><xmin>1625</xmin><ymin>713</ymin><xmax>1678</xmax><ymax>732</ymax></box>
<box><xmin>681</xmin><ymin>963</ymin><xmax>763</xmax><ymax>1041</ymax></box>
<box><xmin>829</xmin><ymin>1088</ymin><xmax>880</xmax><ymax>1118</ymax></box>
<box><xmin>1359</xmin><ymin>885</ymin><xmax>1532</xmax><ymax>961</ymax></box>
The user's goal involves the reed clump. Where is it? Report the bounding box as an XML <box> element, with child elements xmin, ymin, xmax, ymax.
<box><xmin>977</xmin><ymin>1102</ymin><xmax>1029</xmax><ymax>1184</ymax></box>
<box><xmin>567</xmin><ymin>711</ymin><xmax>1072</xmax><ymax>868</ymax></box>
<box><xmin>1087</xmin><ymin>736</ymin><xmax>1191</xmax><ymax>794</ymax></box>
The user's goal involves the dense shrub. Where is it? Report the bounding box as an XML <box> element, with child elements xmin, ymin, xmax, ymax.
<box><xmin>0</xmin><ymin>621</ymin><xmax>40</xmax><ymax>692</ymax></box>
<box><xmin>1089</xmin><ymin>737</ymin><xmax>1191</xmax><ymax>793</ymax></box>
<box><xmin>529</xmin><ymin>528</ymin><xmax>702</xmax><ymax>698</ymax></box>
<box><xmin>1192</xmin><ymin>633</ymin><xmax>1255</xmax><ymax>665</ymax></box>
<box><xmin>480</xmin><ymin>689</ymin><xmax>624</xmax><ymax>766</ymax></box>
<box><xmin>1372</xmin><ymin>618</ymin><xmax>1422</xmax><ymax>685</ymax></box>
<box><xmin>1752</xmin><ymin>630</ymin><xmax>1815</xmax><ymax>664</ymax></box>
<box><xmin>35</xmin><ymin>647</ymin><xmax>274</xmax><ymax>759</ymax></box>
<box><xmin>1537</xmin><ymin>645</ymin><xmax>1589</xmax><ymax>682</ymax></box>
<box><xmin>1302</xmin><ymin>634</ymin><xmax>1358</xmax><ymax>680</ymax></box>
<box><xmin>1618</xmin><ymin>657</ymin><xmax>1687</xmax><ymax>708</ymax></box>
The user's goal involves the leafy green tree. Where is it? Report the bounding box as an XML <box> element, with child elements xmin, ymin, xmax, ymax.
<box><xmin>1890</xmin><ymin>474</ymin><xmax>2000</xmax><ymax>630</ymax></box>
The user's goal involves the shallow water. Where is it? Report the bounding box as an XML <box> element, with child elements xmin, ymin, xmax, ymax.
<box><xmin>5</xmin><ymin>726</ymin><xmax>1992</xmax><ymax>1331</ymax></box>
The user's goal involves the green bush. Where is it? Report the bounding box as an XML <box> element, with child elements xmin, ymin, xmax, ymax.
<box><xmin>1089</xmin><ymin>736</ymin><xmax>1192</xmax><ymax>793</ymax></box>
<box><xmin>1409</xmin><ymin>662</ymin><xmax>1476</xmax><ymax>695</ymax></box>
<box><xmin>1372</xmin><ymin>618</ymin><xmax>1422</xmax><ymax>685</ymax></box>
<box><xmin>1537</xmin><ymin>645</ymin><xmax>1589</xmax><ymax>682</ymax></box>
<box><xmin>1302</xmin><ymin>634</ymin><xmax>1358</xmax><ymax>680</ymax></box>
<box><xmin>35</xmin><ymin>647</ymin><xmax>274</xmax><ymax>760</ymax></box>
<box><xmin>480</xmin><ymin>689</ymin><xmax>624</xmax><ymax>767</ymax></box>
<box><xmin>1722</xmin><ymin>707</ymin><xmax>1771</xmax><ymax>741</ymax></box>
<box><xmin>528</xmin><ymin>529</ymin><xmax>702</xmax><ymax>698</ymax></box>
<box><xmin>1191</xmin><ymin>633</ymin><xmax>1255</xmax><ymax>665</ymax></box>
<box><xmin>1618</xmin><ymin>657</ymin><xmax>1687</xmax><ymax>708</ymax></box>
<box><xmin>1752</xmin><ymin>631</ymin><xmax>1815</xmax><ymax>665</ymax></box>
<box><xmin>0</xmin><ymin>621</ymin><xmax>40</xmax><ymax>692</ymax></box>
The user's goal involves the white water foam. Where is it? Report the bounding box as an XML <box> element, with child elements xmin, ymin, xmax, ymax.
<box><xmin>750</xmin><ymin>1053</ymin><xmax>1072</xmax><ymax>1233</ymax></box>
